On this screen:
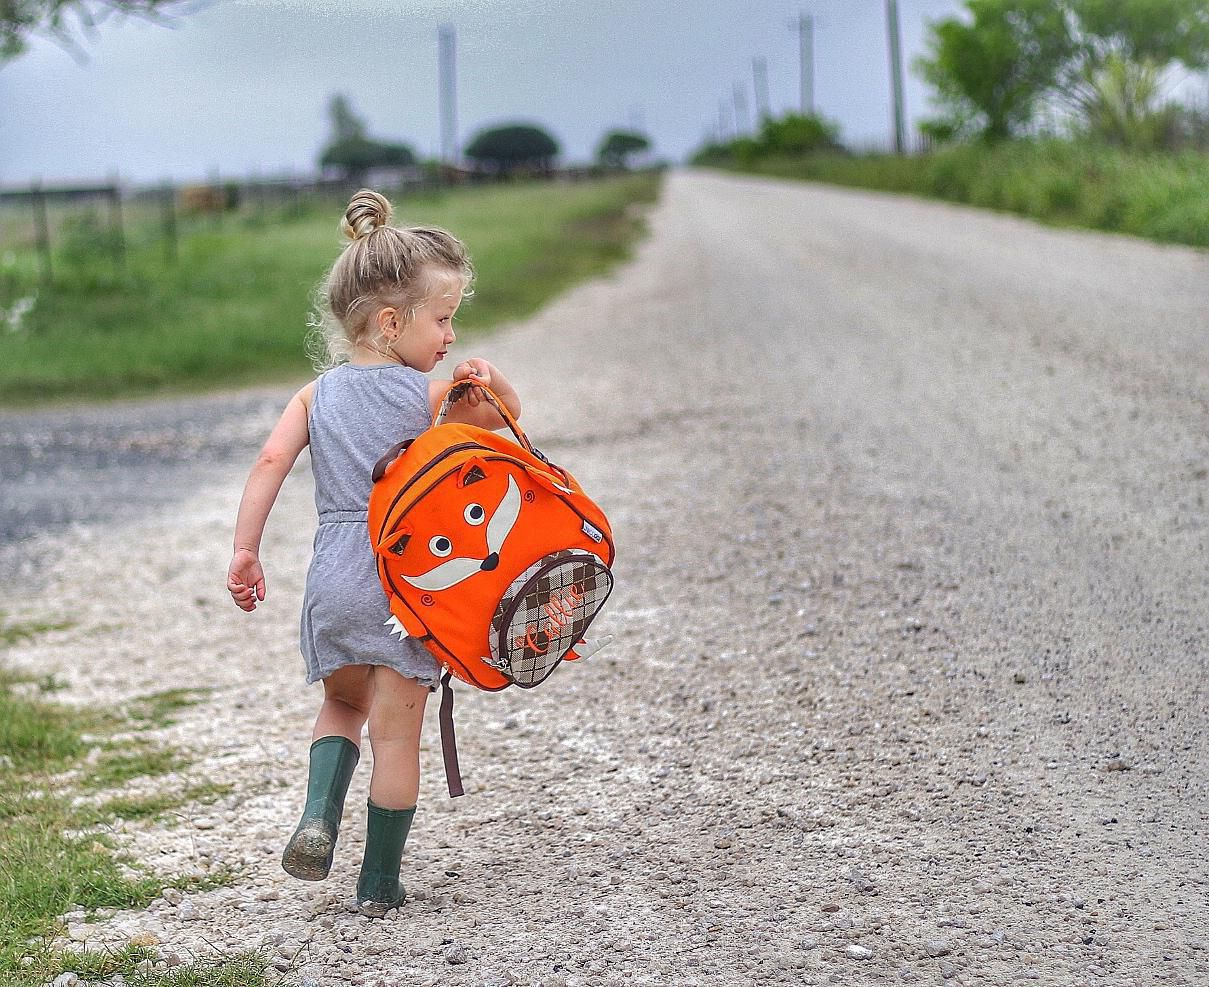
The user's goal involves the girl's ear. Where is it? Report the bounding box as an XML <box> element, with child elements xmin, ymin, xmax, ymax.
<box><xmin>375</xmin><ymin>306</ymin><xmax>399</xmax><ymax>339</ymax></box>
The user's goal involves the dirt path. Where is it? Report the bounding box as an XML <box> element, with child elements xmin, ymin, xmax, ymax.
<box><xmin>4</xmin><ymin>170</ymin><xmax>1207</xmax><ymax>986</ymax></box>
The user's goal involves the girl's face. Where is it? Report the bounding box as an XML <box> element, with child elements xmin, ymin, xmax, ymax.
<box><xmin>387</xmin><ymin>273</ymin><xmax>462</xmax><ymax>372</ymax></box>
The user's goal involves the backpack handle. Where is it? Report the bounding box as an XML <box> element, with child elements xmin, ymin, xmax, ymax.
<box><xmin>434</xmin><ymin>377</ymin><xmax>535</xmax><ymax>455</ymax></box>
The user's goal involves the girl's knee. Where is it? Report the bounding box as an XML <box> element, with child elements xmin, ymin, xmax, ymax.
<box><xmin>371</xmin><ymin>668</ymin><xmax>432</xmax><ymax>705</ymax></box>
<box><xmin>323</xmin><ymin>665</ymin><xmax>374</xmax><ymax>714</ymax></box>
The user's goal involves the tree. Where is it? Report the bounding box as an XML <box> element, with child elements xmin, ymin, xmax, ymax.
<box><xmin>328</xmin><ymin>94</ymin><xmax>368</xmax><ymax>143</ymax></box>
<box><xmin>596</xmin><ymin>130</ymin><xmax>651</xmax><ymax>170</ymax></box>
<box><xmin>464</xmin><ymin>124</ymin><xmax>560</xmax><ymax>176</ymax></box>
<box><xmin>1071</xmin><ymin>0</ymin><xmax>1209</xmax><ymax>68</ymax></box>
<box><xmin>2</xmin><ymin>0</ymin><xmax>186</xmax><ymax>60</ymax></box>
<box><xmin>916</xmin><ymin>0</ymin><xmax>1075</xmax><ymax>142</ymax></box>
<box><xmin>917</xmin><ymin>0</ymin><xmax>1209</xmax><ymax>145</ymax></box>
<box><xmin>1061</xmin><ymin>0</ymin><xmax>1209</xmax><ymax>146</ymax></box>
<box><xmin>758</xmin><ymin>113</ymin><xmax>842</xmax><ymax>155</ymax></box>
<box><xmin>317</xmin><ymin>94</ymin><xmax>416</xmax><ymax>184</ymax></box>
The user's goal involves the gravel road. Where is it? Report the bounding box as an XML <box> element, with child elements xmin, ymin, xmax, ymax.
<box><xmin>3</xmin><ymin>169</ymin><xmax>1206</xmax><ymax>986</ymax></box>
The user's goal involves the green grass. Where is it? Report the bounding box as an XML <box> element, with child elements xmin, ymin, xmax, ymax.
<box><xmin>80</xmin><ymin>742</ymin><xmax>191</xmax><ymax>791</ymax></box>
<box><xmin>717</xmin><ymin>140</ymin><xmax>1209</xmax><ymax>247</ymax></box>
<box><xmin>125</xmin><ymin>688</ymin><xmax>213</xmax><ymax>729</ymax></box>
<box><xmin>0</xmin><ymin>616</ymin><xmax>74</xmax><ymax>649</ymax></box>
<box><xmin>0</xmin><ymin>626</ymin><xmax>259</xmax><ymax>982</ymax></box>
<box><xmin>88</xmin><ymin>782</ymin><xmax>233</xmax><ymax>824</ymax></box>
<box><xmin>0</xmin><ymin>946</ymin><xmax>270</xmax><ymax>987</ymax></box>
<box><xmin>0</xmin><ymin>172</ymin><xmax>662</xmax><ymax>405</ymax></box>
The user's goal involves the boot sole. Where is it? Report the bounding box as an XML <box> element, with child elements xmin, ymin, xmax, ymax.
<box><xmin>281</xmin><ymin>823</ymin><xmax>336</xmax><ymax>881</ymax></box>
<box><xmin>356</xmin><ymin>892</ymin><xmax>405</xmax><ymax>918</ymax></box>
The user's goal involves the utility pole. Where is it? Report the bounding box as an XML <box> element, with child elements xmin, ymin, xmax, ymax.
<box><xmin>733</xmin><ymin>83</ymin><xmax>750</xmax><ymax>137</ymax></box>
<box><xmin>752</xmin><ymin>56</ymin><xmax>771</xmax><ymax>123</ymax></box>
<box><xmin>718</xmin><ymin>99</ymin><xmax>732</xmax><ymax>143</ymax></box>
<box><xmin>438</xmin><ymin>24</ymin><xmax>458</xmax><ymax>167</ymax></box>
<box><xmin>885</xmin><ymin>0</ymin><xmax>907</xmax><ymax>154</ymax></box>
<box><xmin>791</xmin><ymin>13</ymin><xmax>815</xmax><ymax>116</ymax></box>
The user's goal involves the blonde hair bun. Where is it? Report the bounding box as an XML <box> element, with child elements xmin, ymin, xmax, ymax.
<box><xmin>341</xmin><ymin>189</ymin><xmax>393</xmax><ymax>241</ymax></box>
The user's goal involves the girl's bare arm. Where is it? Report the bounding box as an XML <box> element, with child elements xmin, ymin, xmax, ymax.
<box><xmin>227</xmin><ymin>382</ymin><xmax>314</xmax><ymax>611</ymax></box>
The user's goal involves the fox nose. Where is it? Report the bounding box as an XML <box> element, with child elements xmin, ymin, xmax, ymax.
<box><xmin>480</xmin><ymin>552</ymin><xmax>499</xmax><ymax>572</ymax></box>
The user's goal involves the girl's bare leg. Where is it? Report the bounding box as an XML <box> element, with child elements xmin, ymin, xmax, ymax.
<box><xmin>312</xmin><ymin>664</ymin><xmax>373</xmax><ymax>742</ymax></box>
<box><xmin>281</xmin><ymin>666</ymin><xmax>372</xmax><ymax>881</ymax></box>
<box><xmin>366</xmin><ymin>667</ymin><xmax>430</xmax><ymax>809</ymax></box>
<box><xmin>354</xmin><ymin>667</ymin><xmax>429</xmax><ymax>914</ymax></box>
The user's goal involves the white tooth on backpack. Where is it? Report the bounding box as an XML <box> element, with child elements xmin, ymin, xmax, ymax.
<box><xmin>384</xmin><ymin>615</ymin><xmax>410</xmax><ymax>639</ymax></box>
<box><xmin>573</xmin><ymin>636</ymin><xmax>613</xmax><ymax>659</ymax></box>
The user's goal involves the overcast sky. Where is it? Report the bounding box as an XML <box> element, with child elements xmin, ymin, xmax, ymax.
<box><xmin>2</xmin><ymin>0</ymin><xmax>969</xmax><ymax>186</ymax></box>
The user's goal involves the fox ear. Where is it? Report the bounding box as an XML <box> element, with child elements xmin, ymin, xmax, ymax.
<box><xmin>378</xmin><ymin>522</ymin><xmax>413</xmax><ymax>557</ymax></box>
<box><xmin>459</xmin><ymin>458</ymin><xmax>489</xmax><ymax>488</ymax></box>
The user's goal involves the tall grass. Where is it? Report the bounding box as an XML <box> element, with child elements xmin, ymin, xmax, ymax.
<box><xmin>721</xmin><ymin>141</ymin><xmax>1209</xmax><ymax>247</ymax></box>
<box><xmin>0</xmin><ymin>174</ymin><xmax>661</xmax><ymax>405</ymax></box>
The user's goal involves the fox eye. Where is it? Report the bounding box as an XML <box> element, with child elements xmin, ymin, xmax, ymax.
<box><xmin>464</xmin><ymin>503</ymin><xmax>485</xmax><ymax>525</ymax></box>
<box><xmin>429</xmin><ymin>536</ymin><xmax>452</xmax><ymax>557</ymax></box>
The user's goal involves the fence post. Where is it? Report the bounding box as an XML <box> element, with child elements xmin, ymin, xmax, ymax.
<box><xmin>160</xmin><ymin>183</ymin><xmax>178</xmax><ymax>265</ymax></box>
<box><xmin>30</xmin><ymin>180</ymin><xmax>52</xmax><ymax>283</ymax></box>
<box><xmin>107</xmin><ymin>177</ymin><xmax>127</xmax><ymax>277</ymax></box>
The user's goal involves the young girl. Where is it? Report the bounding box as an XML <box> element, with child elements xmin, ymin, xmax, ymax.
<box><xmin>226</xmin><ymin>189</ymin><xmax>521</xmax><ymax>916</ymax></box>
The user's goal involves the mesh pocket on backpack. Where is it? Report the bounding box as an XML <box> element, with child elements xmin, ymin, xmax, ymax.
<box><xmin>484</xmin><ymin>550</ymin><xmax>613</xmax><ymax>688</ymax></box>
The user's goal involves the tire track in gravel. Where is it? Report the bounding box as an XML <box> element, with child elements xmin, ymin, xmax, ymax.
<box><xmin>3</xmin><ymin>170</ymin><xmax>1206</xmax><ymax>987</ymax></box>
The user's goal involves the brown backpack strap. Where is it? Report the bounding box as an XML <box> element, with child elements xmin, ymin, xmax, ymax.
<box><xmin>438</xmin><ymin>672</ymin><xmax>465</xmax><ymax>798</ymax></box>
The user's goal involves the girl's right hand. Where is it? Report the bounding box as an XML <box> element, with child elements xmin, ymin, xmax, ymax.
<box><xmin>227</xmin><ymin>549</ymin><xmax>266</xmax><ymax>611</ymax></box>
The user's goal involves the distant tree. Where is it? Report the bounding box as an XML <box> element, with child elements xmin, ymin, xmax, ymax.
<box><xmin>464</xmin><ymin>124</ymin><xmax>560</xmax><ymax>176</ymax></box>
<box><xmin>2</xmin><ymin>0</ymin><xmax>187</xmax><ymax>60</ymax></box>
<box><xmin>1062</xmin><ymin>0</ymin><xmax>1209</xmax><ymax>146</ymax></box>
<box><xmin>318</xmin><ymin>94</ymin><xmax>416</xmax><ymax>184</ymax></box>
<box><xmin>915</xmin><ymin>0</ymin><xmax>1075</xmax><ymax>142</ymax></box>
<box><xmin>916</xmin><ymin>0</ymin><xmax>1209</xmax><ymax>145</ymax></box>
<box><xmin>596</xmin><ymin>130</ymin><xmax>651</xmax><ymax>169</ymax></box>
<box><xmin>758</xmin><ymin>113</ymin><xmax>842</xmax><ymax>155</ymax></box>
<box><xmin>1070</xmin><ymin>0</ymin><xmax>1209</xmax><ymax>68</ymax></box>
<box><xmin>328</xmin><ymin>94</ymin><xmax>368</xmax><ymax>143</ymax></box>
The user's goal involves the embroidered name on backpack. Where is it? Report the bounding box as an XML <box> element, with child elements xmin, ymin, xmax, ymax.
<box><xmin>514</xmin><ymin>583</ymin><xmax>584</xmax><ymax>656</ymax></box>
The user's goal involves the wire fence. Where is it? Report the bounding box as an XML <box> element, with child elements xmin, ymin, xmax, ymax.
<box><xmin>0</xmin><ymin>165</ymin><xmax>606</xmax><ymax>297</ymax></box>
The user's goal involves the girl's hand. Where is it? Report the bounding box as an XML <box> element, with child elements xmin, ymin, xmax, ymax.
<box><xmin>453</xmin><ymin>359</ymin><xmax>492</xmax><ymax>407</ymax></box>
<box><xmin>227</xmin><ymin>549</ymin><xmax>266</xmax><ymax>612</ymax></box>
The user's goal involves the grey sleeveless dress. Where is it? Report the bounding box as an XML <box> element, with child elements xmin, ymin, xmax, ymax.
<box><xmin>299</xmin><ymin>363</ymin><xmax>440</xmax><ymax>688</ymax></box>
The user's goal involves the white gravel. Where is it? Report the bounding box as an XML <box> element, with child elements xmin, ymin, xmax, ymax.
<box><xmin>3</xmin><ymin>169</ymin><xmax>1207</xmax><ymax>986</ymax></box>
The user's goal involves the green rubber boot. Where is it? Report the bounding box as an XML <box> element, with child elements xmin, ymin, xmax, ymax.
<box><xmin>355</xmin><ymin>800</ymin><xmax>416</xmax><ymax>917</ymax></box>
<box><xmin>281</xmin><ymin>736</ymin><xmax>360</xmax><ymax>881</ymax></box>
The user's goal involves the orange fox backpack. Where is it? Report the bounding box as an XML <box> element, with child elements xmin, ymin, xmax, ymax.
<box><xmin>368</xmin><ymin>379</ymin><xmax>615</xmax><ymax>795</ymax></box>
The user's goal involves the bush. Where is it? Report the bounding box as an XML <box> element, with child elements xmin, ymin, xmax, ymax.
<box><xmin>688</xmin><ymin>112</ymin><xmax>843</xmax><ymax>167</ymax></box>
<box><xmin>707</xmin><ymin>138</ymin><xmax>1209</xmax><ymax>248</ymax></box>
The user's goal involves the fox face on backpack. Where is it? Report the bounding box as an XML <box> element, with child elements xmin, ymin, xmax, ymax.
<box><xmin>368</xmin><ymin>380</ymin><xmax>615</xmax><ymax>693</ymax></box>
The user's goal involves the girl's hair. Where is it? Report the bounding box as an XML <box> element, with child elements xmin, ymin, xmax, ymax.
<box><xmin>307</xmin><ymin>188</ymin><xmax>474</xmax><ymax>370</ymax></box>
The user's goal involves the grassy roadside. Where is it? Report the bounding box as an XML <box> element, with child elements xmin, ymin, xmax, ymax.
<box><xmin>0</xmin><ymin>172</ymin><xmax>662</xmax><ymax>406</ymax></box>
<box><xmin>716</xmin><ymin>141</ymin><xmax>1209</xmax><ymax>248</ymax></box>
<box><xmin>0</xmin><ymin>616</ymin><xmax>263</xmax><ymax>986</ymax></box>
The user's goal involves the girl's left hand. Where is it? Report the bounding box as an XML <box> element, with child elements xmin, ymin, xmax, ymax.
<box><xmin>453</xmin><ymin>359</ymin><xmax>492</xmax><ymax>407</ymax></box>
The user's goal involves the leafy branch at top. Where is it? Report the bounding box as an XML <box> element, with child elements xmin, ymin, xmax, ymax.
<box><xmin>1</xmin><ymin>0</ymin><xmax>193</xmax><ymax>61</ymax></box>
